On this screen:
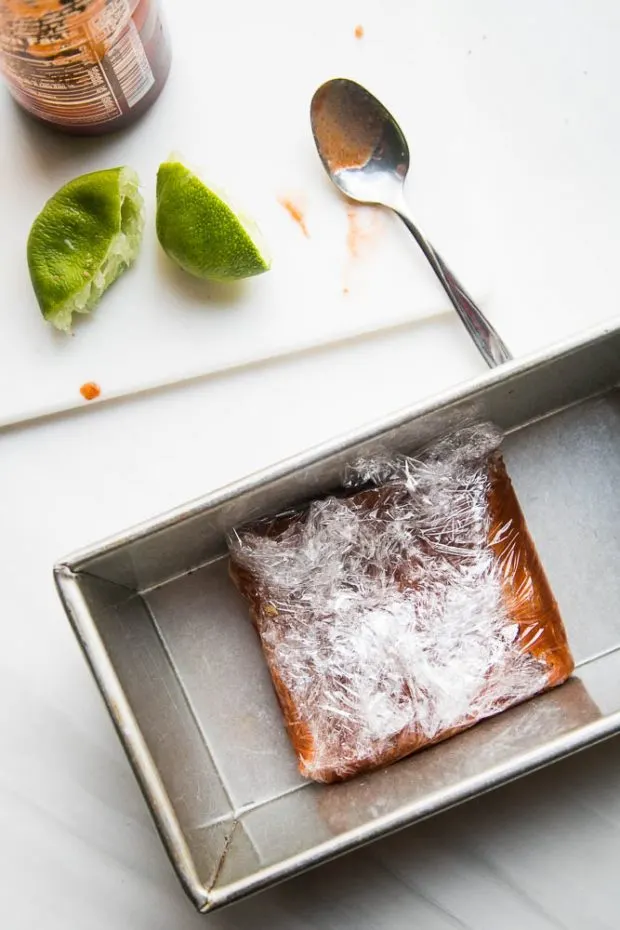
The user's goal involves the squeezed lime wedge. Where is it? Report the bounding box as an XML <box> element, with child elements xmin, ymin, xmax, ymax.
<box><xmin>27</xmin><ymin>166</ymin><xmax>144</xmax><ymax>332</ymax></box>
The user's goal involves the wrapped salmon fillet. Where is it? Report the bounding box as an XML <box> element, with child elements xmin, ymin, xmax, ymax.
<box><xmin>227</xmin><ymin>425</ymin><xmax>574</xmax><ymax>784</ymax></box>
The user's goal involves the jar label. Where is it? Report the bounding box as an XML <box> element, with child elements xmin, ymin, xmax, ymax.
<box><xmin>0</xmin><ymin>0</ymin><xmax>159</xmax><ymax>128</ymax></box>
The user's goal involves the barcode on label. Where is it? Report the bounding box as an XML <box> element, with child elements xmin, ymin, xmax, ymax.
<box><xmin>106</xmin><ymin>19</ymin><xmax>155</xmax><ymax>109</ymax></box>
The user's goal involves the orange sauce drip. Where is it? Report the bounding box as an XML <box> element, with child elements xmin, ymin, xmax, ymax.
<box><xmin>346</xmin><ymin>206</ymin><xmax>362</xmax><ymax>257</ymax></box>
<box><xmin>278</xmin><ymin>197</ymin><xmax>309</xmax><ymax>238</ymax></box>
<box><xmin>80</xmin><ymin>382</ymin><xmax>101</xmax><ymax>402</ymax></box>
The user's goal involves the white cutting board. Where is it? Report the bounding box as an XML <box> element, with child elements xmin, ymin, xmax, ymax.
<box><xmin>1</xmin><ymin>0</ymin><xmax>619</xmax><ymax>427</ymax></box>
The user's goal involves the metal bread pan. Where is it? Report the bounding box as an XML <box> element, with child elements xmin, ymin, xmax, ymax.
<box><xmin>55</xmin><ymin>321</ymin><xmax>620</xmax><ymax>912</ymax></box>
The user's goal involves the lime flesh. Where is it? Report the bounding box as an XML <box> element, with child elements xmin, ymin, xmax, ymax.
<box><xmin>27</xmin><ymin>167</ymin><xmax>144</xmax><ymax>332</ymax></box>
<box><xmin>156</xmin><ymin>159</ymin><xmax>271</xmax><ymax>281</ymax></box>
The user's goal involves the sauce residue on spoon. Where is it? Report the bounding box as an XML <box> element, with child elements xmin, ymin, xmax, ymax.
<box><xmin>312</xmin><ymin>83</ymin><xmax>383</xmax><ymax>174</ymax></box>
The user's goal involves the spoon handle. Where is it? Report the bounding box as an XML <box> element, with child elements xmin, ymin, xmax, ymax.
<box><xmin>394</xmin><ymin>208</ymin><xmax>513</xmax><ymax>368</ymax></box>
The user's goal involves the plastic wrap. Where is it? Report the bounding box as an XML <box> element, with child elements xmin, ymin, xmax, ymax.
<box><xmin>227</xmin><ymin>424</ymin><xmax>574</xmax><ymax>784</ymax></box>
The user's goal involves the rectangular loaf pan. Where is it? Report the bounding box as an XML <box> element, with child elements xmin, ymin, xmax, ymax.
<box><xmin>55</xmin><ymin>321</ymin><xmax>620</xmax><ymax>912</ymax></box>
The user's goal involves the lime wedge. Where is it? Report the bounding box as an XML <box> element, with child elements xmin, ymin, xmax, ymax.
<box><xmin>156</xmin><ymin>158</ymin><xmax>271</xmax><ymax>281</ymax></box>
<box><xmin>27</xmin><ymin>167</ymin><xmax>144</xmax><ymax>332</ymax></box>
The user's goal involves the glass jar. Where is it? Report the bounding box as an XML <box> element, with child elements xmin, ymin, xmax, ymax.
<box><xmin>0</xmin><ymin>0</ymin><xmax>171</xmax><ymax>134</ymax></box>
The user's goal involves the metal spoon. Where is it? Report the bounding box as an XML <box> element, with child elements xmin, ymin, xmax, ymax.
<box><xmin>310</xmin><ymin>78</ymin><xmax>512</xmax><ymax>368</ymax></box>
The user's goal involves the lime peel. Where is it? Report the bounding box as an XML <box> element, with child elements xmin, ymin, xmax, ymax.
<box><xmin>27</xmin><ymin>166</ymin><xmax>144</xmax><ymax>332</ymax></box>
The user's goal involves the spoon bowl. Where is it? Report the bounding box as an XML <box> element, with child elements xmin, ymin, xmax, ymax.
<box><xmin>310</xmin><ymin>78</ymin><xmax>512</xmax><ymax>368</ymax></box>
<box><xmin>311</xmin><ymin>79</ymin><xmax>409</xmax><ymax>207</ymax></box>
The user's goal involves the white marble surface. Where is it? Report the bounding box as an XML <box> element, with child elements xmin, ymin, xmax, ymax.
<box><xmin>1</xmin><ymin>312</ymin><xmax>620</xmax><ymax>929</ymax></box>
